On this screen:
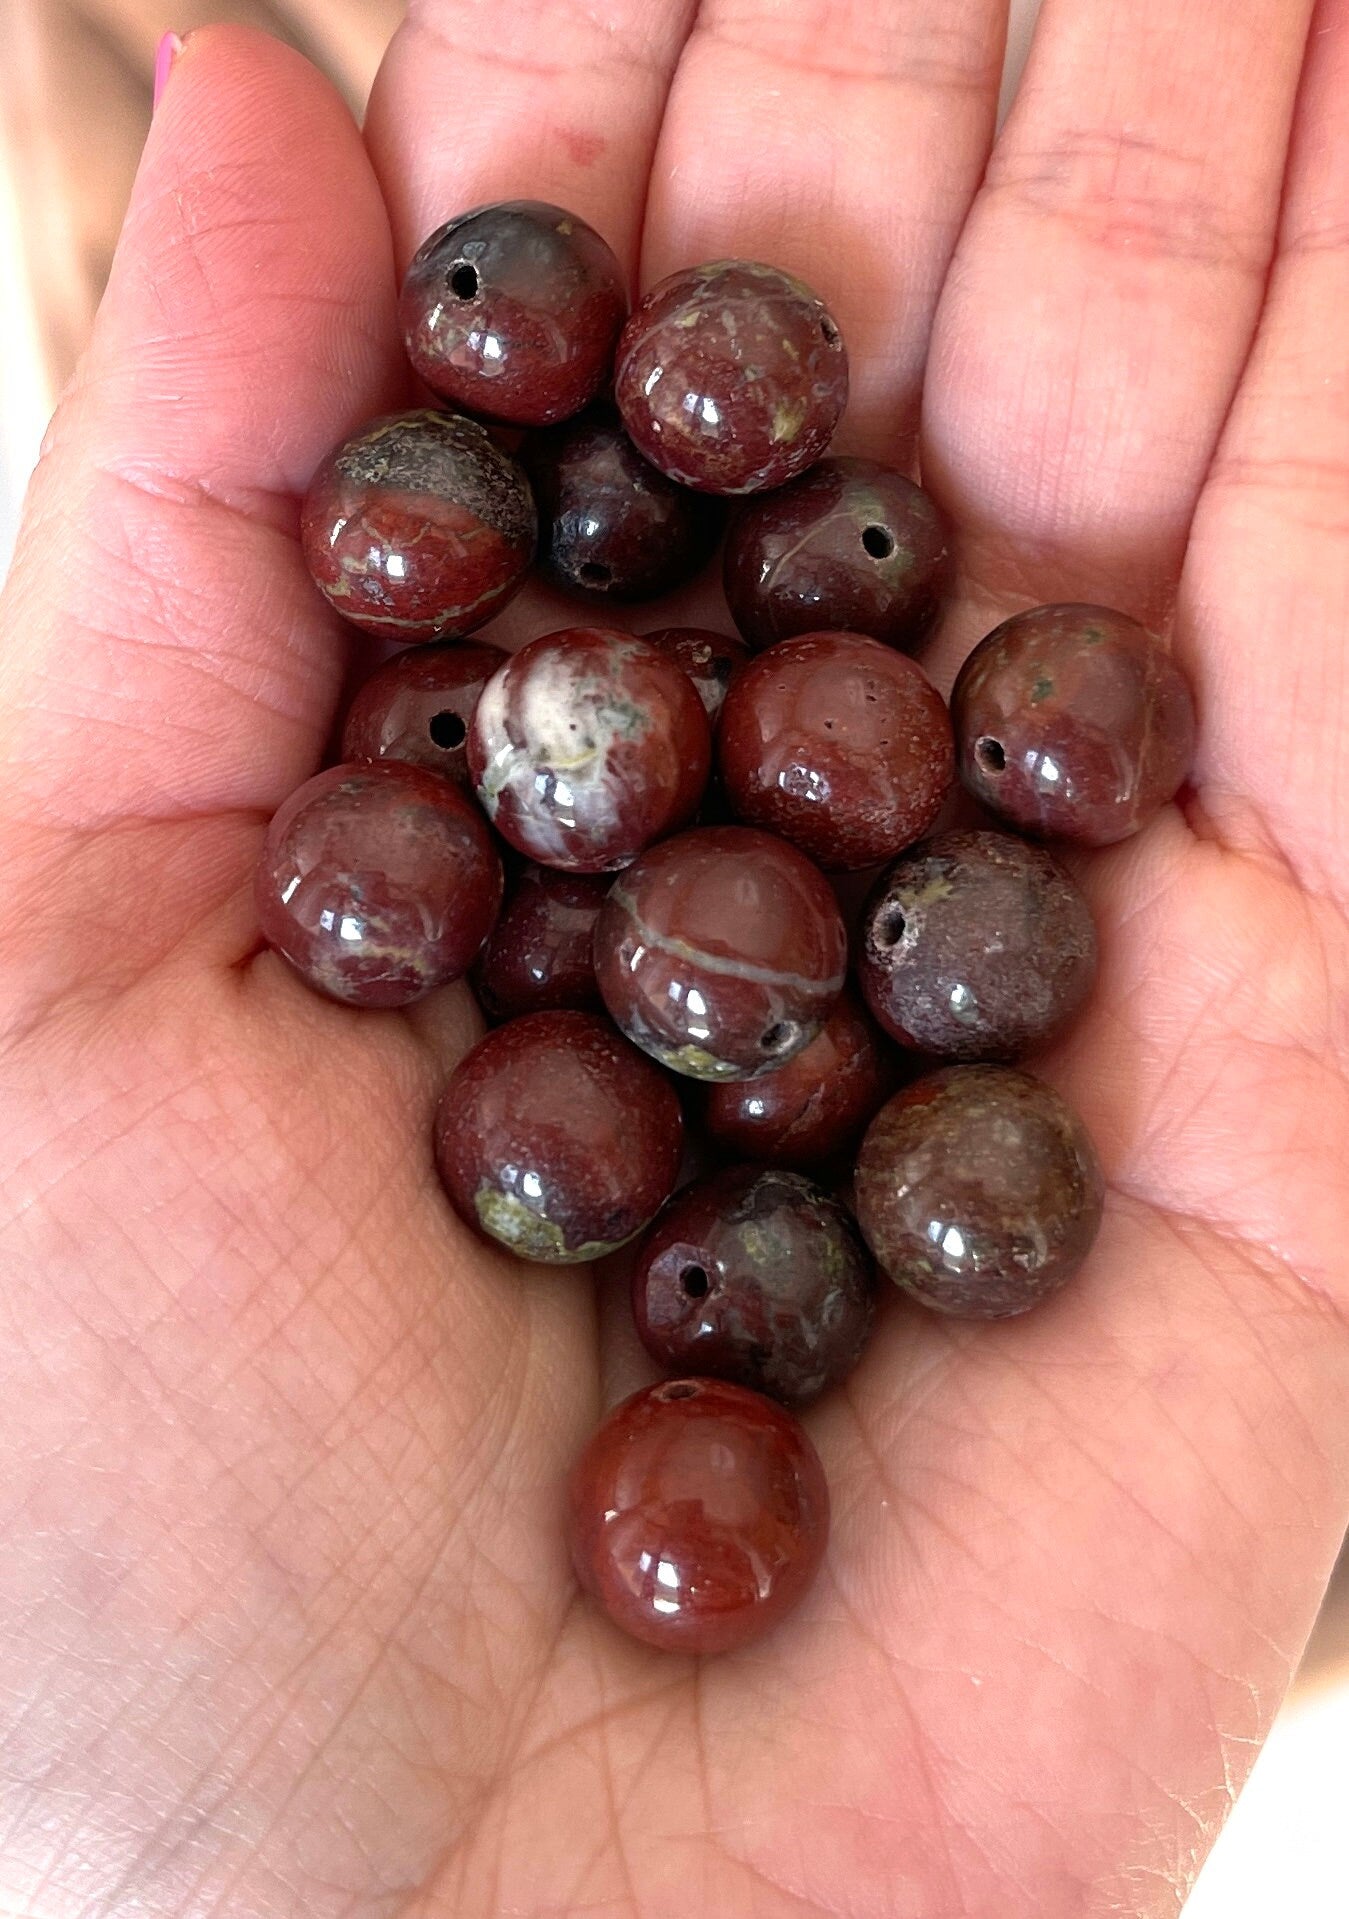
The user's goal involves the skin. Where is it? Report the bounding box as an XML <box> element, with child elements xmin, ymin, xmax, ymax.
<box><xmin>0</xmin><ymin>4</ymin><xmax>1347</xmax><ymax>1916</ymax></box>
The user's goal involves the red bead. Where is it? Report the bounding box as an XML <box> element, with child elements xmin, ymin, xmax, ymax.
<box><xmin>951</xmin><ymin>603</ymin><xmax>1197</xmax><ymax>845</ymax></box>
<box><xmin>632</xmin><ymin>1167</ymin><xmax>875</xmax><ymax>1407</ymax></box>
<box><xmin>468</xmin><ymin>628</ymin><xmax>711</xmax><ymax>872</ymax></box>
<box><xmin>523</xmin><ymin>413</ymin><xmax>721</xmax><ymax>601</ymax></box>
<box><xmin>472</xmin><ymin>863</ymin><xmax>607</xmax><ymax>1021</ymax></box>
<box><xmin>567</xmin><ymin>1378</ymin><xmax>829</xmax><ymax>1653</ymax></box>
<box><xmin>255</xmin><ymin>761</ymin><xmax>503</xmax><ymax>1008</ymax></box>
<box><xmin>724</xmin><ymin>458</ymin><xmax>950</xmax><ymax>652</ymax></box>
<box><xmin>854</xmin><ymin>1066</ymin><xmax>1104</xmax><ymax>1318</ymax></box>
<box><xmin>300</xmin><ymin>411</ymin><xmax>535</xmax><ymax>642</ymax></box>
<box><xmin>340</xmin><ymin>640</ymin><xmax>507</xmax><ymax>784</ymax></box>
<box><xmin>717</xmin><ymin>632</ymin><xmax>954</xmax><ymax>869</ymax></box>
<box><xmin>702</xmin><ymin>988</ymin><xmax>897</xmax><ymax>1169</ymax></box>
<box><xmin>615</xmin><ymin>261</ymin><xmax>848</xmax><ymax>495</ymax></box>
<box><xmin>593</xmin><ymin>825</ymin><xmax>848</xmax><ymax>1080</ymax></box>
<box><xmin>435</xmin><ymin>1011</ymin><xmax>683</xmax><ymax>1264</ymax></box>
<box><xmin>400</xmin><ymin>201</ymin><xmax>627</xmax><ymax>426</ymax></box>
<box><xmin>642</xmin><ymin>627</ymin><xmax>750</xmax><ymax>723</ymax></box>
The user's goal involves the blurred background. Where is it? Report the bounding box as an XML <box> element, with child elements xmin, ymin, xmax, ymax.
<box><xmin>0</xmin><ymin>0</ymin><xmax>1344</xmax><ymax>1908</ymax></box>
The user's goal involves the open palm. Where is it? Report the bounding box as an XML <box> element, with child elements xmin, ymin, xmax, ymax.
<box><xmin>2</xmin><ymin>1</ymin><xmax>1348</xmax><ymax>1912</ymax></box>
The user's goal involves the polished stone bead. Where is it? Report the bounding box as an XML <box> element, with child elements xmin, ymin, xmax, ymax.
<box><xmin>593</xmin><ymin>826</ymin><xmax>848</xmax><ymax>1080</ymax></box>
<box><xmin>724</xmin><ymin>457</ymin><xmax>950</xmax><ymax>652</ymax></box>
<box><xmin>255</xmin><ymin>761</ymin><xmax>503</xmax><ymax>1008</ymax></box>
<box><xmin>300</xmin><ymin>411</ymin><xmax>535</xmax><ymax>641</ymax></box>
<box><xmin>473</xmin><ymin>863</ymin><xmax>607</xmax><ymax>1021</ymax></box>
<box><xmin>858</xmin><ymin>830</ymin><xmax>1098</xmax><ymax>1060</ymax></box>
<box><xmin>340</xmin><ymin>640</ymin><xmax>507</xmax><ymax>784</ymax></box>
<box><xmin>614</xmin><ymin>261</ymin><xmax>848</xmax><ymax>495</ymax></box>
<box><xmin>717</xmin><ymin>632</ymin><xmax>954</xmax><ymax>869</ymax></box>
<box><xmin>951</xmin><ymin>603</ymin><xmax>1197</xmax><ymax>845</ymax></box>
<box><xmin>468</xmin><ymin>628</ymin><xmax>711</xmax><ymax>872</ymax></box>
<box><xmin>567</xmin><ymin>1377</ymin><xmax>829</xmax><ymax>1653</ymax></box>
<box><xmin>854</xmin><ymin>1066</ymin><xmax>1104</xmax><ymax>1318</ymax></box>
<box><xmin>642</xmin><ymin>627</ymin><xmax>751</xmax><ymax>722</ymax></box>
<box><xmin>400</xmin><ymin>201</ymin><xmax>627</xmax><ymax>426</ymax></box>
<box><xmin>434</xmin><ymin>1011</ymin><xmax>683</xmax><ymax>1264</ymax></box>
<box><xmin>632</xmin><ymin>1167</ymin><xmax>875</xmax><ymax>1407</ymax></box>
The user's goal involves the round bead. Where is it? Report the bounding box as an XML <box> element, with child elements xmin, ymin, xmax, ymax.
<box><xmin>568</xmin><ymin>1377</ymin><xmax>829</xmax><ymax>1654</ymax></box>
<box><xmin>854</xmin><ymin>1066</ymin><xmax>1104</xmax><ymax>1318</ymax></box>
<box><xmin>643</xmin><ymin>627</ymin><xmax>750</xmax><ymax>722</ymax></box>
<box><xmin>593</xmin><ymin>825</ymin><xmax>848</xmax><ymax>1080</ymax></box>
<box><xmin>255</xmin><ymin>761</ymin><xmax>503</xmax><ymax>1008</ymax></box>
<box><xmin>858</xmin><ymin>831</ymin><xmax>1097</xmax><ymax>1060</ymax></box>
<box><xmin>701</xmin><ymin>989</ymin><xmax>896</xmax><ymax>1169</ymax></box>
<box><xmin>399</xmin><ymin>201</ymin><xmax>627</xmax><ymax>426</ymax></box>
<box><xmin>724</xmin><ymin>457</ymin><xmax>950</xmax><ymax>652</ymax></box>
<box><xmin>468</xmin><ymin>628</ymin><xmax>711</xmax><ymax>872</ymax></box>
<box><xmin>434</xmin><ymin>1011</ymin><xmax>683</xmax><ymax>1264</ymax></box>
<box><xmin>524</xmin><ymin>413</ymin><xmax>721</xmax><ymax>601</ymax></box>
<box><xmin>951</xmin><ymin>603</ymin><xmax>1197</xmax><ymax>845</ymax></box>
<box><xmin>717</xmin><ymin>632</ymin><xmax>954</xmax><ymax>869</ymax></box>
<box><xmin>300</xmin><ymin>411</ymin><xmax>535</xmax><ymax>641</ymax></box>
<box><xmin>340</xmin><ymin>640</ymin><xmax>507</xmax><ymax>784</ymax></box>
<box><xmin>473</xmin><ymin>863</ymin><xmax>607</xmax><ymax>1021</ymax></box>
<box><xmin>632</xmin><ymin>1167</ymin><xmax>875</xmax><ymax>1407</ymax></box>
<box><xmin>614</xmin><ymin>261</ymin><xmax>848</xmax><ymax>495</ymax></box>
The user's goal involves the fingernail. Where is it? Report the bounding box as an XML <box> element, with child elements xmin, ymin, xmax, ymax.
<box><xmin>153</xmin><ymin>31</ymin><xmax>184</xmax><ymax>112</ymax></box>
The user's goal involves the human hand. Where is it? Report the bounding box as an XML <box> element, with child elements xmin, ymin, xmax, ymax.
<box><xmin>1</xmin><ymin>2</ymin><xmax>1347</xmax><ymax>1911</ymax></box>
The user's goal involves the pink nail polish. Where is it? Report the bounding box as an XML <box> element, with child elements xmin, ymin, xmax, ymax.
<box><xmin>153</xmin><ymin>31</ymin><xmax>184</xmax><ymax>111</ymax></box>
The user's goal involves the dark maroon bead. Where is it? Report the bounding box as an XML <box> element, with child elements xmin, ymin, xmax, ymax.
<box><xmin>702</xmin><ymin>989</ymin><xmax>896</xmax><ymax>1169</ymax></box>
<box><xmin>724</xmin><ymin>458</ymin><xmax>950</xmax><ymax>653</ymax></box>
<box><xmin>523</xmin><ymin>413</ymin><xmax>721</xmax><ymax>601</ymax></box>
<box><xmin>951</xmin><ymin>603</ymin><xmax>1197</xmax><ymax>845</ymax></box>
<box><xmin>255</xmin><ymin>761</ymin><xmax>503</xmax><ymax>1008</ymax></box>
<box><xmin>854</xmin><ymin>1066</ymin><xmax>1104</xmax><ymax>1318</ymax></box>
<box><xmin>340</xmin><ymin>640</ymin><xmax>507</xmax><ymax>784</ymax></box>
<box><xmin>400</xmin><ymin>201</ymin><xmax>627</xmax><ymax>427</ymax></box>
<box><xmin>468</xmin><ymin>628</ymin><xmax>711</xmax><ymax>872</ymax></box>
<box><xmin>858</xmin><ymin>830</ymin><xmax>1097</xmax><ymax>1060</ymax></box>
<box><xmin>568</xmin><ymin>1377</ymin><xmax>829</xmax><ymax>1654</ymax></box>
<box><xmin>300</xmin><ymin>411</ymin><xmax>535</xmax><ymax>642</ymax></box>
<box><xmin>717</xmin><ymin>632</ymin><xmax>954</xmax><ymax>869</ymax></box>
<box><xmin>632</xmin><ymin>1167</ymin><xmax>875</xmax><ymax>1408</ymax></box>
<box><xmin>593</xmin><ymin>826</ymin><xmax>847</xmax><ymax>1080</ymax></box>
<box><xmin>473</xmin><ymin>863</ymin><xmax>607</xmax><ymax>1020</ymax></box>
<box><xmin>614</xmin><ymin>261</ymin><xmax>848</xmax><ymax>495</ymax></box>
<box><xmin>643</xmin><ymin>628</ymin><xmax>750</xmax><ymax>722</ymax></box>
<box><xmin>434</xmin><ymin>1011</ymin><xmax>682</xmax><ymax>1263</ymax></box>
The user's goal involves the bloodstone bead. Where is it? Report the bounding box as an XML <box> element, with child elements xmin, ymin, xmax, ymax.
<box><xmin>400</xmin><ymin>201</ymin><xmax>627</xmax><ymax>426</ymax></box>
<box><xmin>568</xmin><ymin>1377</ymin><xmax>829</xmax><ymax>1654</ymax></box>
<box><xmin>593</xmin><ymin>825</ymin><xmax>848</xmax><ymax>1080</ymax></box>
<box><xmin>858</xmin><ymin>830</ymin><xmax>1097</xmax><ymax>1061</ymax></box>
<box><xmin>724</xmin><ymin>458</ymin><xmax>950</xmax><ymax>653</ymax></box>
<box><xmin>473</xmin><ymin>863</ymin><xmax>607</xmax><ymax>1020</ymax></box>
<box><xmin>255</xmin><ymin>761</ymin><xmax>503</xmax><ymax>1008</ymax></box>
<box><xmin>854</xmin><ymin>1066</ymin><xmax>1104</xmax><ymax>1318</ymax></box>
<box><xmin>951</xmin><ymin>603</ymin><xmax>1197</xmax><ymax>845</ymax></box>
<box><xmin>434</xmin><ymin>1011</ymin><xmax>682</xmax><ymax>1263</ymax></box>
<box><xmin>632</xmin><ymin>1167</ymin><xmax>875</xmax><ymax>1408</ymax></box>
<box><xmin>643</xmin><ymin>628</ymin><xmax>750</xmax><ymax>722</ymax></box>
<box><xmin>523</xmin><ymin>414</ymin><xmax>721</xmax><ymax>601</ymax></box>
<box><xmin>614</xmin><ymin>260</ymin><xmax>849</xmax><ymax>495</ymax></box>
<box><xmin>340</xmin><ymin>640</ymin><xmax>507</xmax><ymax>784</ymax></box>
<box><xmin>702</xmin><ymin>989</ymin><xmax>896</xmax><ymax>1169</ymax></box>
<box><xmin>717</xmin><ymin>632</ymin><xmax>954</xmax><ymax>870</ymax></box>
<box><xmin>301</xmin><ymin>411</ymin><xmax>535</xmax><ymax>642</ymax></box>
<box><xmin>468</xmin><ymin>628</ymin><xmax>711</xmax><ymax>872</ymax></box>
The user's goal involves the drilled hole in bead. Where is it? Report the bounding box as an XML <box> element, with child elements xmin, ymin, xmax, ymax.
<box><xmin>976</xmin><ymin>737</ymin><xmax>1007</xmax><ymax>773</ymax></box>
<box><xmin>578</xmin><ymin>561</ymin><xmax>612</xmax><ymax>586</ymax></box>
<box><xmin>760</xmin><ymin>1022</ymin><xmax>793</xmax><ymax>1052</ymax></box>
<box><xmin>862</xmin><ymin>523</ymin><xmax>894</xmax><ymax>560</ymax></box>
<box><xmin>448</xmin><ymin>263</ymin><xmax>479</xmax><ymax>300</ymax></box>
<box><xmin>820</xmin><ymin>315</ymin><xmax>841</xmax><ymax>347</ymax></box>
<box><xmin>664</xmin><ymin>1382</ymin><xmax>698</xmax><ymax>1399</ymax></box>
<box><xmin>875</xmin><ymin>905</ymin><xmax>907</xmax><ymax>949</ymax></box>
<box><xmin>428</xmin><ymin>710</ymin><xmax>467</xmax><ymax>750</ymax></box>
<box><xmin>681</xmin><ymin>1265</ymin><xmax>710</xmax><ymax>1299</ymax></box>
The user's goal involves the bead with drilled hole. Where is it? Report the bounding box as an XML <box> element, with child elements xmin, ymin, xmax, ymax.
<box><xmin>340</xmin><ymin>640</ymin><xmax>507</xmax><ymax>784</ymax></box>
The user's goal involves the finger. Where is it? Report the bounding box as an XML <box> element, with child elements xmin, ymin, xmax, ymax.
<box><xmin>364</xmin><ymin>0</ymin><xmax>699</xmax><ymax>276</ymax></box>
<box><xmin>923</xmin><ymin>0</ymin><xmax>1316</xmax><ymax>642</ymax></box>
<box><xmin>641</xmin><ymin>0</ymin><xmax>1011</xmax><ymax>462</ymax></box>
